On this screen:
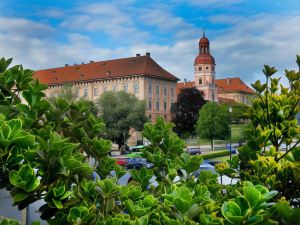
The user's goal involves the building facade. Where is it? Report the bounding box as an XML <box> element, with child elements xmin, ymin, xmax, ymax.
<box><xmin>176</xmin><ymin>34</ymin><xmax>254</xmax><ymax>105</ymax></box>
<box><xmin>34</xmin><ymin>53</ymin><xmax>179</xmax><ymax>122</ymax></box>
<box><xmin>216</xmin><ymin>77</ymin><xmax>254</xmax><ymax>105</ymax></box>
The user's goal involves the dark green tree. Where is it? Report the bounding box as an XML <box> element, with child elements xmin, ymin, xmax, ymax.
<box><xmin>196</xmin><ymin>101</ymin><xmax>230</xmax><ymax>149</ymax></box>
<box><xmin>171</xmin><ymin>87</ymin><xmax>206</xmax><ymax>137</ymax></box>
<box><xmin>97</xmin><ymin>91</ymin><xmax>148</xmax><ymax>146</ymax></box>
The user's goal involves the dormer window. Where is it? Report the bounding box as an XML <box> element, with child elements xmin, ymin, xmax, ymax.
<box><xmin>106</xmin><ymin>71</ymin><xmax>110</xmax><ymax>75</ymax></box>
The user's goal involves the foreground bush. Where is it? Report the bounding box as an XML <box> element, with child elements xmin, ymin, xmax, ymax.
<box><xmin>0</xmin><ymin>56</ymin><xmax>299</xmax><ymax>224</ymax></box>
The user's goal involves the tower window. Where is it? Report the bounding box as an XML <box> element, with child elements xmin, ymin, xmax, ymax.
<box><xmin>212</xmin><ymin>66</ymin><xmax>215</xmax><ymax>71</ymax></box>
<box><xmin>198</xmin><ymin>67</ymin><xmax>202</xmax><ymax>71</ymax></box>
<box><xmin>206</xmin><ymin>66</ymin><xmax>209</xmax><ymax>70</ymax></box>
<box><xmin>199</xmin><ymin>78</ymin><xmax>202</xmax><ymax>85</ymax></box>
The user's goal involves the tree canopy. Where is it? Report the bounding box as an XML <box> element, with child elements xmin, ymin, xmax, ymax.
<box><xmin>171</xmin><ymin>87</ymin><xmax>206</xmax><ymax>136</ymax></box>
<box><xmin>97</xmin><ymin>91</ymin><xmax>148</xmax><ymax>145</ymax></box>
<box><xmin>196</xmin><ymin>101</ymin><xmax>230</xmax><ymax>148</ymax></box>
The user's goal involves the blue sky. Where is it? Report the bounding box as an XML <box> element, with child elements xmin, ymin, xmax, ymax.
<box><xmin>0</xmin><ymin>0</ymin><xmax>300</xmax><ymax>84</ymax></box>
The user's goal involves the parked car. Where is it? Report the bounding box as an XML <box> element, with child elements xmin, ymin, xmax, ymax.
<box><xmin>126</xmin><ymin>158</ymin><xmax>154</xmax><ymax>170</ymax></box>
<box><xmin>187</xmin><ymin>147</ymin><xmax>201</xmax><ymax>155</ymax></box>
<box><xmin>125</xmin><ymin>145</ymin><xmax>145</xmax><ymax>154</ymax></box>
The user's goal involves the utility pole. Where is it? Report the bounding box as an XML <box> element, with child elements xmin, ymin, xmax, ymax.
<box><xmin>229</xmin><ymin>106</ymin><xmax>232</xmax><ymax>160</ymax></box>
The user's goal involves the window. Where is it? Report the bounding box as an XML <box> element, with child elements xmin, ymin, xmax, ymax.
<box><xmin>156</xmin><ymin>100</ymin><xmax>160</xmax><ymax>110</ymax></box>
<box><xmin>199</xmin><ymin>78</ymin><xmax>202</xmax><ymax>85</ymax></box>
<box><xmin>212</xmin><ymin>66</ymin><xmax>215</xmax><ymax>72</ymax></box>
<box><xmin>198</xmin><ymin>66</ymin><xmax>202</xmax><ymax>71</ymax></box>
<box><xmin>156</xmin><ymin>85</ymin><xmax>159</xmax><ymax>95</ymax></box>
<box><xmin>212</xmin><ymin>92</ymin><xmax>215</xmax><ymax>101</ymax></box>
<box><xmin>148</xmin><ymin>84</ymin><xmax>152</xmax><ymax>95</ymax></box>
<box><xmin>171</xmin><ymin>87</ymin><xmax>174</xmax><ymax>97</ymax></box>
<box><xmin>84</xmin><ymin>88</ymin><xmax>88</xmax><ymax>97</ymax></box>
<box><xmin>171</xmin><ymin>100</ymin><xmax>174</xmax><ymax>109</ymax></box>
<box><xmin>76</xmin><ymin>88</ymin><xmax>80</xmax><ymax>98</ymax></box>
<box><xmin>164</xmin><ymin>86</ymin><xmax>167</xmax><ymax>96</ymax></box>
<box><xmin>123</xmin><ymin>84</ymin><xmax>128</xmax><ymax>92</ymax></box>
<box><xmin>164</xmin><ymin>101</ymin><xmax>167</xmax><ymax>111</ymax></box>
<box><xmin>113</xmin><ymin>85</ymin><xmax>117</xmax><ymax>92</ymax></box>
<box><xmin>148</xmin><ymin>99</ymin><xmax>152</xmax><ymax>110</ymax></box>
<box><xmin>206</xmin><ymin>66</ymin><xmax>209</xmax><ymax>70</ymax></box>
<box><xmin>134</xmin><ymin>82</ymin><xmax>139</xmax><ymax>94</ymax></box>
<box><xmin>93</xmin><ymin>87</ymin><xmax>98</xmax><ymax>96</ymax></box>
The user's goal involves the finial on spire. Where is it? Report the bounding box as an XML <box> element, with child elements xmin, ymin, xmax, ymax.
<box><xmin>203</xmin><ymin>28</ymin><xmax>205</xmax><ymax>37</ymax></box>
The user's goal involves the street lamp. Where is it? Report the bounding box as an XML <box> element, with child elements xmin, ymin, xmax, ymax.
<box><xmin>228</xmin><ymin>106</ymin><xmax>232</xmax><ymax>160</ymax></box>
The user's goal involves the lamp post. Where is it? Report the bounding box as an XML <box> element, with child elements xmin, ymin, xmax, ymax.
<box><xmin>228</xmin><ymin>106</ymin><xmax>232</xmax><ymax>160</ymax></box>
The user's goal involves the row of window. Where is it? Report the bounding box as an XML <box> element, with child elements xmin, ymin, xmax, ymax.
<box><xmin>75</xmin><ymin>82</ymin><xmax>139</xmax><ymax>97</ymax></box>
<box><xmin>195</xmin><ymin>65</ymin><xmax>215</xmax><ymax>72</ymax></box>
<box><xmin>148</xmin><ymin>84</ymin><xmax>174</xmax><ymax>97</ymax></box>
<box><xmin>148</xmin><ymin>99</ymin><xmax>174</xmax><ymax>111</ymax></box>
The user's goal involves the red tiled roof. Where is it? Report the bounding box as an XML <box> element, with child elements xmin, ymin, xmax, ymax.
<box><xmin>216</xmin><ymin>77</ymin><xmax>254</xmax><ymax>94</ymax></box>
<box><xmin>194</xmin><ymin>54</ymin><xmax>215</xmax><ymax>65</ymax></box>
<box><xmin>34</xmin><ymin>55</ymin><xmax>179</xmax><ymax>85</ymax></box>
<box><xmin>176</xmin><ymin>81</ymin><xmax>195</xmax><ymax>94</ymax></box>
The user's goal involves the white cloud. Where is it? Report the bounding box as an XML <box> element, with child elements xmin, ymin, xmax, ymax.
<box><xmin>0</xmin><ymin>17</ymin><xmax>56</xmax><ymax>37</ymax></box>
<box><xmin>174</xmin><ymin>0</ymin><xmax>244</xmax><ymax>7</ymax></box>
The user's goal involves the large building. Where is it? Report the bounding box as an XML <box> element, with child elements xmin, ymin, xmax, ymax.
<box><xmin>34</xmin><ymin>53</ymin><xmax>179</xmax><ymax>122</ymax></box>
<box><xmin>176</xmin><ymin>34</ymin><xmax>254</xmax><ymax>105</ymax></box>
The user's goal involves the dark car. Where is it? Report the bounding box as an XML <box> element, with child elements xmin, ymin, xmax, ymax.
<box><xmin>187</xmin><ymin>147</ymin><xmax>201</xmax><ymax>155</ymax></box>
<box><xmin>126</xmin><ymin>158</ymin><xmax>154</xmax><ymax>170</ymax></box>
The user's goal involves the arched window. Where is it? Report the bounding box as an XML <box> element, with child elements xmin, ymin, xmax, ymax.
<box><xmin>199</xmin><ymin>78</ymin><xmax>202</xmax><ymax>85</ymax></box>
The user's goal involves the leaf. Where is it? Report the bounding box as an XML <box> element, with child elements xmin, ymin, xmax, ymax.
<box><xmin>244</xmin><ymin>187</ymin><xmax>261</xmax><ymax>208</ymax></box>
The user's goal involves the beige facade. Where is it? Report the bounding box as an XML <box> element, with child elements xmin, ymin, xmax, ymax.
<box><xmin>45</xmin><ymin>75</ymin><xmax>177</xmax><ymax>122</ymax></box>
<box><xmin>218</xmin><ymin>92</ymin><xmax>253</xmax><ymax>105</ymax></box>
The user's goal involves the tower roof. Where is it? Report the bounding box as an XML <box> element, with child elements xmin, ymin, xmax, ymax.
<box><xmin>199</xmin><ymin>36</ymin><xmax>209</xmax><ymax>44</ymax></box>
<box><xmin>194</xmin><ymin>34</ymin><xmax>215</xmax><ymax>65</ymax></box>
<box><xmin>194</xmin><ymin>54</ymin><xmax>215</xmax><ymax>65</ymax></box>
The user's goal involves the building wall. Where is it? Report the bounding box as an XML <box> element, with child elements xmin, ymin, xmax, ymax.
<box><xmin>194</xmin><ymin>63</ymin><xmax>218</xmax><ymax>101</ymax></box>
<box><xmin>218</xmin><ymin>92</ymin><xmax>253</xmax><ymax>105</ymax></box>
<box><xmin>45</xmin><ymin>75</ymin><xmax>176</xmax><ymax>122</ymax></box>
<box><xmin>144</xmin><ymin>77</ymin><xmax>176</xmax><ymax>122</ymax></box>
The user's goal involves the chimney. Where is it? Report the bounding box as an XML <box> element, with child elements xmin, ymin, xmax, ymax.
<box><xmin>136</xmin><ymin>53</ymin><xmax>141</xmax><ymax>57</ymax></box>
<box><xmin>145</xmin><ymin>52</ymin><xmax>150</xmax><ymax>57</ymax></box>
<box><xmin>90</xmin><ymin>60</ymin><xmax>94</xmax><ymax>63</ymax></box>
<box><xmin>65</xmin><ymin>64</ymin><xmax>69</xmax><ymax>67</ymax></box>
<box><xmin>184</xmin><ymin>78</ymin><xmax>187</xmax><ymax>85</ymax></box>
<box><xmin>227</xmin><ymin>78</ymin><xmax>230</xmax><ymax>85</ymax></box>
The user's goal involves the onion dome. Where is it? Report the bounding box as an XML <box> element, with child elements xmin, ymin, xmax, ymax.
<box><xmin>194</xmin><ymin>33</ymin><xmax>215</xmax><ymax>65</ymax></box>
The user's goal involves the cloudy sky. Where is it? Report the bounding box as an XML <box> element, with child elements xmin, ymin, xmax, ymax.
<box><xmin>1</xmin><ymin>0</ymin><xmax>300</xmax><ymax>84</ymax></box>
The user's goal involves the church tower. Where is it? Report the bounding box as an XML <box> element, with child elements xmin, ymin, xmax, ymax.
<box><xmin>194</xmin><ymin>33</ymin><xmax>218</xmax><ymax>101</ymax></box>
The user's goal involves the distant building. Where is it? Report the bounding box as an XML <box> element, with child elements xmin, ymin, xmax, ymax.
<box><xmin>34</xmin><ymin>53</ymin><xmax>179</xmax><ymax>122</ymax></box>
<box><xmin>216</xmin><ymin>77</ymin><xmax>255</xmax><ymax>105</ymax></box>
<box><xmin>176</xmin><ymin>34</ymin><xmax>254</xmax><ymax>105</ymax></box>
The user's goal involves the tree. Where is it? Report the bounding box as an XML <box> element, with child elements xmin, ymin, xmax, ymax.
<box><xmin>220</xmin><ymin>102</ymin><xmax>250</xmax><ymax>123</ymax></box>
<box><xmin>196</xmin><ymin>101</ymin><xmax>230</xmax><ymax>149</ymax></box>
<box><xmin>171</xmin><ymin>87</ymin><xmax>206</xmax><ymax>136</ymax></box>
<box><xmin>238</xmin><ymin>56</ymin><xmax>300</xmax><ymax>205</ymax></box>
<box><xmin>97</xmin><ymin>91</ymin><xmax>148</xmax><ymax>146</ymax></box>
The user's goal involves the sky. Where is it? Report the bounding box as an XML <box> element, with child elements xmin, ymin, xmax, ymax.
<box><xmin>0</xmin><ymin>0</ymin><xmax>300</xmax><ymax>85</ymax></box>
